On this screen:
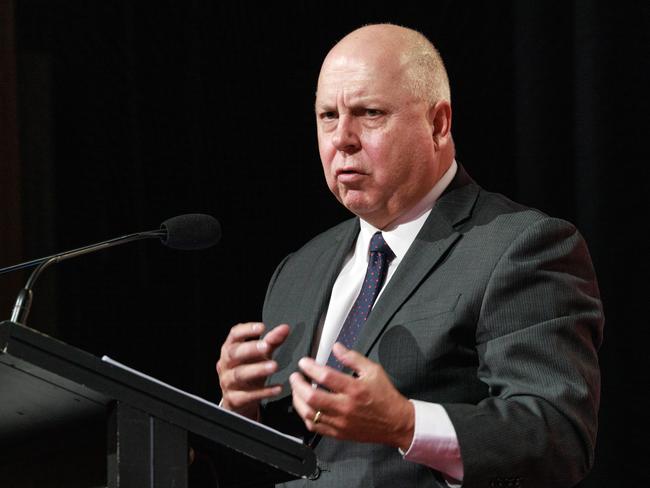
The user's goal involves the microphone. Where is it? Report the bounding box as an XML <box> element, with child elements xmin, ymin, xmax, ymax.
<box><xmin>3</xmin><ymin>213</ymin><xmax>221</xmax><ymax>325</ymax></box>
<box><xmin>160</xmin><ymin>213</ymin><xmax>221</xmax><ymax>250</ymax></box>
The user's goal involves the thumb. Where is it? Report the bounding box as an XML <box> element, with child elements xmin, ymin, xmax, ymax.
<box><xmin>332</xmin><ymin>342</ymin><xmax>370</xmax><ymax>374</ymax></box>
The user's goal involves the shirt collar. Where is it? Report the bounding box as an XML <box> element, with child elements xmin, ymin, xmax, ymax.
<box><xmin>358</xmin><ymin>159</ymin><xmax>458</xmax><ymax>262</ymax></box>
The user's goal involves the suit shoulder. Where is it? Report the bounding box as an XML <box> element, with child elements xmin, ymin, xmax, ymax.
<box><xmin>476</xmin><ymin>187</ymin><xmax>546</xmax><ymax>219</ymax></box>
<box><xmin>285</xmin><ymin>217</ymin><xmax>357</xmax><ymax>260</ymax></box>
<box><xmin>263</xmin><ymin>217</ymin><xmax>357</xmax><ymax>315</ymax></box>
<box><xmin>471</xmin><ymin>187</ymin><xmax>577</xmax><ymax>234</ymax></box>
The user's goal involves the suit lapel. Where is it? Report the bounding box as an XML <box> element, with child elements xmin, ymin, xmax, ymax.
<box><xmin>355</xmin><ymin>167</ymin><xmax>480</xmax><ymax>357</ymax></box>
<box><xmin>301</xmin><ymin>219</ymin><xmax>360</xmax><ymax>357</ymax></box>
<box><xmin>268</xmin><ymin>219</ymin><xmax>359</xmax><ymax>400</ymax></box>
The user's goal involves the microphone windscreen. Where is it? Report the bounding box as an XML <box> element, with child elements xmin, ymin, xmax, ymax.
<box><xmin>160</xmin><ymin>214</ymin><xmax>221</xmax><ymax>250</ymax></box>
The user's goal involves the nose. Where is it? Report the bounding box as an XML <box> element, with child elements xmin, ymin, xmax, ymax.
<box><xmin>331</xmin><ymin>115</ymin><xmax>361</xmax><ymax>154</ymax></box>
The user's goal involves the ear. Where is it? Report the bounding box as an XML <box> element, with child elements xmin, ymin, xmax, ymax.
<box><xmin>428</xmin><ymin>100</ymin><xmax>452</xmax><ymax>150</ymax></box>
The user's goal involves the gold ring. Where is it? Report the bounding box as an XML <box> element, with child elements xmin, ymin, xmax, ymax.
<box><xmin>312</xmin><ymin>410</ymin><xmax>322</xmax><ymax>424</ymax></box>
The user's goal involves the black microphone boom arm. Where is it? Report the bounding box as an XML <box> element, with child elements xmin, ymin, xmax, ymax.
<box><xmin>3</xmin><ymin>213</ymin><xmax>220</xmax><ymax>325</ymax></box>
<box><xmin>10</xmin><ymin>230</ymin><xmax>165</xmax><ymax>324</ymax></box>
<box><xmin>0</xmin><ymin>230</ymin><xmax>165</xmax><ymax>277</ymax></box>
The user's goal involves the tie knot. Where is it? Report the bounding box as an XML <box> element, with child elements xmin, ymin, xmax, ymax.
<box><xmin>369</xmin><ymin>232</ymin><xmax>394</xmax><ymax>259</ymax></box>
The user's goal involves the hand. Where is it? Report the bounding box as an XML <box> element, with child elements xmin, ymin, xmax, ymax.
<box><xmin>217</xmin><ymin>322</ymin><xmax>290</xmax><ymax>419</ymax></box>
<box><xmin>289</xmin><ymin>342</ymin><xmax>415</xmax><ymax>450</ymax></box>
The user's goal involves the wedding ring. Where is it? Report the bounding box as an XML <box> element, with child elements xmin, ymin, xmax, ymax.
<box><xmin>312</xmin><ymin>410</ymin><xmax>322</xmax><ymax>424</ymax></box>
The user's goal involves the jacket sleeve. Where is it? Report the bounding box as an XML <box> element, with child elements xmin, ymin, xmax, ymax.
<box><xmin>442</xmin><ymin>216</ymin><xmax>603</xmax><ymax>488</ymax></box>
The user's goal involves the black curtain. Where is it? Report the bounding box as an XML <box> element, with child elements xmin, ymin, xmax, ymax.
<box><xmin>10</xmin><ymin>1</ymin><xmax>650</xmax><ymax>485</ymax></box>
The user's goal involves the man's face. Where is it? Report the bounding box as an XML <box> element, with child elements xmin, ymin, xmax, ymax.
<box><xmin>315</xmin><ymin>52</ymin><xmax>439</xmax><ymax>229</ymax></box>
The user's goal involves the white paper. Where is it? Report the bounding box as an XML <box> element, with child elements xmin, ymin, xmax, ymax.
<box><xmin>101</xmin><ymin>355</ymin><xmax>301</xmax><ymax>443</ymax></box>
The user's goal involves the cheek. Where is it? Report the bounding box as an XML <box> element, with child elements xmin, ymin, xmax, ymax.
<box><xmin>362</xmin><ymin>132</ymin><xmax>407</xmax><ymax>182</ymax></box>
<box><xmin>318</xmin><ymin>130</ymin><xmax>334</xmax><ymax>162</ymax></box>
<box><xmin>360</xmin><ymin>132</ymin><xmax>387</xmax><ymax>166</ymax></box>
<box><xmin>318</xmin><ymin>139</ymin><xmax>337</xmax><ymax>188</ymax></box>
<box><xmin>376</xmin><ymin>128</ymin><xmax>433</xmax><ymax>181</ymax></box>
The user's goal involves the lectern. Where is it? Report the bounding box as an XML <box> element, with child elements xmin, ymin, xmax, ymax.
<box><xmin>0</xmin><ymin>320</ymin><xmax>318</xmax><ymax>487</ymax></box>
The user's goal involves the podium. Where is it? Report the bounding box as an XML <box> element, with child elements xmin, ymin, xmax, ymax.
<box><xmin>0</xmin><ymin>320</ymin><xmax>318</xmax><ymax>487</ymax></box>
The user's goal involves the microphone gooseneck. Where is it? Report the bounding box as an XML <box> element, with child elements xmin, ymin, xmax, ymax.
<box><xmin>9</xmin><ymin>230</ymin><xmax>163</xmax><ymax>324</ymax></box>
<box><xmin>7</xmin><ymin>214</ymin><xmax>220</xmax><ymax>325</ymax></box>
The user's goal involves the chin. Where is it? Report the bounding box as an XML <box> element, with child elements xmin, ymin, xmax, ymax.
<box><xmin>344</xmin><ymin>204</ymin><xmax>381</xmax><ymax>224</ymax></box>
<box><xmin>337</xmin><ymin>189</ymin><xmax>384</xmax><ymax>220</ymax></box>
<box><xmin>341</xmin><ymin>195</ymin><xmax>369</xmax><ymax>212</ymax></box>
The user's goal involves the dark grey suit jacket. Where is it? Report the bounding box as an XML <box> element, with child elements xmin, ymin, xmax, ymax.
<box><xmin>261</xmin><ymin>167</ymin><xmax>603</xmax><ymax>488</ymax></box>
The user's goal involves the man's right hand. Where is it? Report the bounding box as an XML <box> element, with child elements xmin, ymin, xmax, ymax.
<box><xmin>216</xmin><ymin>322</ymin><xmax>290</xmax><ymax>420</ymax></box>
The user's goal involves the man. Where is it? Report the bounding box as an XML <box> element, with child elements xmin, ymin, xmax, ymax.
<box><xmin>217</xmin><ymin>24</ymin><xmax>603</xmax><ymax>488</ymax></box>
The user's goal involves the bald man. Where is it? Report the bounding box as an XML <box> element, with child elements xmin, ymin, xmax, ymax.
<box><xmin>217</xmin><ymin>24</ymin><xmax>603</xmax><ymax>488</ymax></box>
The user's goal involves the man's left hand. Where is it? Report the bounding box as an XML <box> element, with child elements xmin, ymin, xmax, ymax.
<box><xmin>289</xmin><ymin>342</ymin><xmax>415</xmax><ymax>450</ymax></box>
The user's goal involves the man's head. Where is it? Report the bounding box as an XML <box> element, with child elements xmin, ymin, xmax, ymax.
<box><xmin>315</xmin><ymin>24</ymin><xmax>454</xmax><ymax>229</ymax></box>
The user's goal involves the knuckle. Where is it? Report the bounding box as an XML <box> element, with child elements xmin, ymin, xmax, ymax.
<box><xmin>228</xmin><ymin>392</ymin><xmax>245</xmax><ymax>409</ymax></box>
<box><xmin>219</xmin><ymin>375</ymin><xmax>231</xmax><ymax>391</ymax></box>
<box><xmin>221</xmin><ymin>391</ymin><xmax>233</xmax><ymax>405</ymax></box>
<box><xmin>234</xmin><ymin>343</ymin><xmax>252</xmax><ymax>362</ymax></box>
<box><xmin>222</xmin><ymin>369</ymin><xmax>240</xmax><ymax>389</ymax></box>
<box><xmin>350</xmin><ymin>384</ymin><xmax>364</xmax><ymax>399</ymax></box>
<box><xmin>320</xmin><ymin>370</ymin><xmax>332</xmax><ymax>384</ymax></box>
<box><xmin>360</xmin><ymin>395</ymin><xmax>372</xmax><ymax>408</ymax></box>
<box><xmin>247</xmin><ymin>389</ymin><xmax>262</xmax><ymax>401</ymax></box>
<box><xmin>230</xmin><ymin>323</ymin><xmax>248</xmax><ymax>339</ymax></box>
<box><xmin>352</xmin><ymin>391</ymin><xmax>368</xmax><ymax>406</ymax></box>
<box><xmin>227</xmin><ymin>326</ymin><xmax>240</xmax><ymax>340</ymax></box>
<box><xmin>229</xmin><ymin>344</ymin><xmax>240</xmax><ymax>361</ymax></box>
<box><xmin>339</xmin><ymin>402</ymin><xmax>353</xmax><ymax>416</ymax></box>
<box><xmin>303</xmin><ymin>390</ymin><xmax>317</xmax><ymax>405</ymax></box>
<box><xmin>231</xmin><ymin>367</ymin><xmax>243</xmax><ymax>385</ymax></box>
<box><xmin>259</xmin><ymin>386</ymin><xmax>272</xmax><ymax>398</ymax></box>
<box><xmin>220</xmin><ymin>344</ymin><xmax>231</xmax><ymax>363</ymax></box>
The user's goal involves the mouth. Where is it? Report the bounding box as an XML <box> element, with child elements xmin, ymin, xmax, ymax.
<box><xmin>335</xmin><ymin>167</ymin><xmax>366</xmax><ymax>178</ymax></box>
<box><xmin>335</xmin><ymin>167</ymin><xmax>367</xmax><ymax>184</ymax></box>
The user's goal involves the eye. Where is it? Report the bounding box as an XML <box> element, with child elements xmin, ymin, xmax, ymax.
<box><xmin>365</xmin><ymin>108</ymin><xmax>383</xmax><ymax>117</ymax></box>
<box><xmin>319</xmin><ymin>111</ymin><xmax>338</xmax><ymax>120</ymax></box>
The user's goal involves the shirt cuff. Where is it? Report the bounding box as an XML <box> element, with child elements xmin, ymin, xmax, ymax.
<box><xmin>400</xmin><ymin>400</ymin><xmax>464</xmax><ymax>484</ymax></box>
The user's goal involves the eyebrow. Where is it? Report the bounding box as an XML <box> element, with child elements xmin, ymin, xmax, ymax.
<box><xmin>315</xmin><ymin>95</ymin><xmax>385</xmax><ymax>110</ymax></box>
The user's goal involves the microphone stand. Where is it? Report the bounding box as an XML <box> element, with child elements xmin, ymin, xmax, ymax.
<box><xmin>10</xmin><ymin>230</ymin><xmax>165</xmax><ymax>325</ymax></box>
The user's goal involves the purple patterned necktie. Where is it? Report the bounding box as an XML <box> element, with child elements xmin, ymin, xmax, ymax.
<box><xmin>326</xmin><ymin>231</ymin><xmax>395</xmax><ymax>370</ymax></box>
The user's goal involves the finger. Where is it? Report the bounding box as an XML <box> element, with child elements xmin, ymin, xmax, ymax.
<box><xmin>221</xmin><ymin>323</ymin><xmax>289</xmax><ymax>367</ymax></box>
<box><xmin>223</xmin><ymin>384</ymin><xmax>283</xmax><ymax>409</ymax></box>
<box><xmin>263</xmin><ymin>323</ymin><xmax>291</xmax><ymax>346</ymax></box>
<box><xmin>292</xmin><ymin>393</ymin><xmax>340</xmax><ymax>437</ymax></box>
<box><xmin>290</xmin><ymin>370</ymin><xmax>341</xmax><ymax>411</ymax></box>
<box><xmin>300</xmin><ymin>404</ymin><xmax>346</xmax><ymax>438</ymax></box>
<box><xmin>224</xmin><ymin>322</ymin><xmax>265</xmax><ymax>345</ymax></box>
<box><xmin>331</xmin><ymin>342</ymin><xmax>370</xmax><ymax>375</ymax></box>
<box><xmin>221</xmin><ymin>360</ymin><xmax>277</xmax><ymax>390</ymax></box>
<box><xmin>228</xmin><ymin>339</ymin><xmax>276</xmax><ymax>364</ymax></box>
<box><xmin>290</xmin><ymin>374</ymin><xmax>349</xmax><ymax>436</ymax></box>
<box><xmin>289</xmin><ymin>374</ymin><xmax>332</xmax><ymax>432</ymax></box>
<box><xmin>290</xmin><ymin>376</ymin><xmax>316</xmax><ymax>421</ymax></box>
<box><xmin>297</xmin><ymin>356</ymin><xmax>353</xmax><ymax>392</ymax></box>
<box><xmin>304</xmin><ymin>420</ymin><xmax>340</xmax><ymax>439</ymax></box>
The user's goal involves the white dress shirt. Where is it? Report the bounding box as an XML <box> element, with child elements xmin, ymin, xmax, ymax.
<box><xmin>313</xmin><ymin>160</ymin><xmax>463</xmax><ymax>484</ymax></box>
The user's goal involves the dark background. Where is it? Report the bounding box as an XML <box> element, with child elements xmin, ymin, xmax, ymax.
<box><xmin>1</xmin><ymin>0</ymin><xmax>649</xmax><ymax>485</ymax></box>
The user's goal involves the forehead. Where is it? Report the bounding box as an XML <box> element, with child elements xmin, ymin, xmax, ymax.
<box><xmin>315</xmin><ymin>54</ymin><xmax>410</xmax><ymax>104</ymax></box>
